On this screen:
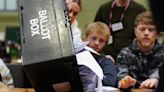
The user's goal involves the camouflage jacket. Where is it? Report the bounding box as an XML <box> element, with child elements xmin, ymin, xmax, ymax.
<box><xmin>116</xmin><ymin>39</ymin><xmax>164</xmax><ymax>84</ymax></box>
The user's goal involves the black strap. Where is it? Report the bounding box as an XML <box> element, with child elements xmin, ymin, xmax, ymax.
<box><xmin>0</xmin><ymin>73</ymin><xmax>2</xmax><ymax>82</ymax></box>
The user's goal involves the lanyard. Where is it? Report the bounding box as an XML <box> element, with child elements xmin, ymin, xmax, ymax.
<box><xmin>109</xmin><ymin>0</ymin><xmax>131</xmax><ymax>28</ymax></box>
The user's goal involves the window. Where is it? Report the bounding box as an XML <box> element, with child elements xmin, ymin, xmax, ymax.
<box><xmin>0</xmin><ymin>0</ymin><xmax>17</xmax><ymax>11</ymax></box>
<box><xmin>0</xmin><ymin>0</ymin><xmax>5</xmax><ymax>10</ymax></box>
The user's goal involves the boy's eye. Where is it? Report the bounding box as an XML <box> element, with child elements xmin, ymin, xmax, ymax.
<box><xmin>139</xmin><ymin>27</ymin><xmax>145</xmax><ymax>32</ymax></box>
<box><xmin>149</xmin><ymin>27</ymin><xmax>156</xmax><ymax>32</ymax></box>
<box><xmin>99</xmin><ymin>39</ymin><xmax>105</xmax><ymax>43</ymax></box>
<box><xmin>90</xmin><ymin>36</ymin><xmax>97</xmax><ymax>41</ymax></box>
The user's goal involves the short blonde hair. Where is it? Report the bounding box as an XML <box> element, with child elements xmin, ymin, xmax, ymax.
<box><xmin>84</xmin><ymin>21</ymin><xmax>110</xmax><ymax>43</ymax></box>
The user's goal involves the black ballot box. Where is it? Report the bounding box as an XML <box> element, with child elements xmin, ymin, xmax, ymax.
<box><xmin>17</xmin><ymin>0</ymin><xmax>83</xmax><ymax>92</ymax></box>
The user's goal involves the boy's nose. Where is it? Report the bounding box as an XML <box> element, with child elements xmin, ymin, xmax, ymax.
<box><xmin>95</xmin><ymin>39</ymin><xmax>100</xmax><ymax>45</ymax></box>
<box><xmin>144</xmin><ymin>29</ymin><xmax>150</xmax><ymax>35</ymax></box>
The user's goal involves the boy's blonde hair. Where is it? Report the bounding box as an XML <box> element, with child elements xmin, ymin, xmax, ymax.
<box><xmin>83</xmin><ymin>21</ymin><xmax>110</xmax><ymax>43</ymax></box>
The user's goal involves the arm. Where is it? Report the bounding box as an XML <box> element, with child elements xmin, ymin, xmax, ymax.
<box><xmin>94</xmin><ymin>5</ymin><xmax>103</xmax><ymax>22</ymax></box>
<box><xmin>97</xmin><ymin>56</ymin><xmax>117</xmax><ymax>87</ymax></box>
<box><xmin>116</xmin><ymin>48</ymin><xmax>130</xmax><ymax>80</ymax></box>
<box><xmin>139</xmin><ymin>64</ymin><xmax>161</xmax><ymax>89</ymax></box>
<box><xmin>116</xmin><ymin>48</ymin><xmax>137</xmax><ymax>88</ymax></box>
<box><xmin>105</xmin><ymin>55</ymin><xmax>115</xmax><ymax>63</ymax></box>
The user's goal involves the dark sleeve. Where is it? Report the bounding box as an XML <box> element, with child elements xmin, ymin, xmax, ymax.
<box><xmin>97</xmin><ymin>56</ymin><xmax>118</xmax><ymax>87</ymax></box>
<box><xmin>157</xmin><ymin>63</ymin><xmax>164</xmax><ymax>92</ymax></box>
<box><xmin>138</xmin><ymin>3</ymin><xmax>146</xmax><ymax>12</ymax></box>
<box><xmin>116</xmin><ymin>48</ymin><xmax>130</xmax><ymax>81</ymax></box>
<box><xmin>94</xmin><ymin>5</ymin><xmax>103</xmax><ymax>22</ymax></box>
<box><xmin>133</xmin><ymin>1</ymin><xmax>147</xmax><ymax>13</ymax></box>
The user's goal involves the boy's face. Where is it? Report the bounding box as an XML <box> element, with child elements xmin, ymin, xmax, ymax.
<box><xmin>135</xmin><ymin>23</ymin><xmax>157</xmax><ymax>49</ymax></box>
<box><xmin>85</xmin><ymin>32</ymin><xmax>107</xmax><ymax>52</ymax></box>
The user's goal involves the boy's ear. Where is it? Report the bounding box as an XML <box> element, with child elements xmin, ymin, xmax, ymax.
<box><xmin>134</xmin><ymin>27</ymin><xmax>137</xmax><ymax>35</ymax></box>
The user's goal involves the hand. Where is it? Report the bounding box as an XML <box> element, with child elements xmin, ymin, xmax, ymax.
<box><xmin>66</xmin><ymin>2</ymin><xmax>80</xmax><ymax>23</ymax></box>
<box><xmin>139</xmin><ymin>79</ymin><xmax>159</xmax><ymax>89</ymax></box>
<box><xmin>105</xmin><ymin>55</ymin><xmax>115</xmax><ymax>63</ymax></box>
<box><xmin>68</xmin><ymin>2</ymin><xmax>80</xmax><ymax>15</ymax></box>
<box><xmin>0</xmin><ymin>81</ymin><xmax>7</xmax><ymax>88</ymax></box>
<box><xmin>0</xmin><ymin>82</ymin><xmax>9</xmax><ymax>92</ymax></box>
<box><xmin>118</xmin><ymin>75</ymin><xmax>137</xmax><ymax>89</ymax></box>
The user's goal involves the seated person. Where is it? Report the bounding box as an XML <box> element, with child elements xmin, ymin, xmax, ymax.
<box><xmin>79</xmin><ymin>22</ymin><xmax>118</xmax><ymax>91</ymax></box>
<box><xmin>116</xmin><ymin>11</ymin><xmax>164</xmax><ymax>89</ymax></box>
<box><xmin>0</xmin><ymin>58</ymin><xmax>14</xmax><ymax>87</ymax></box>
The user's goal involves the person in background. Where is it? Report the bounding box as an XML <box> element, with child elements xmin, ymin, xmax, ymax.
<box><xmin>66</xmin><ymin>0</ymin><xmax>87</xmax><ymax>53</ymax></box>
<box><xmin>94</xmin><ymin>0</ymin><xmax>146</xmax><ymax>59</ymax></box>
<box><xmin>116</xmin><ymin>11</ymin><xmax>164</xmax><ymax>89</ymax></box>
<box><xmin>0</xmin><ymin>58</ymin><xmax>14</xmax><ymax>87</ymax></box>
<box><xmin>79</xmin><ymin>21</ymin><xmax>118</xmax><ymax>91</ymax></box>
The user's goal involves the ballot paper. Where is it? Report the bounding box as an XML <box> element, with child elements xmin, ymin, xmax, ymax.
<box><xmin>84</xmin><ymin>46</ymin><xmax>100</xmax><ymax>55</ymax></box>
<box><xmin>76</xmin><ymin>50</ymin><xmax>103</xmax><ymax>80</ymax></box>
<box><xmin>96</xmin><ymin>77</ymin><xmax>103</xmax><ymax>92</ymax></box>
<box><xmin>74</xmin><ymin>41</ymin><xmax>89</xmax><ymax>53</ymax></box>
<box><xmin>76</xmin><ymin>46</ymin><xmax>106</xmax><ymax>92</ymax></box>
<box><xmin>95</xmin><ymin>86</ymin><xmax>119</xmax><ymax>92</ymax></box>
